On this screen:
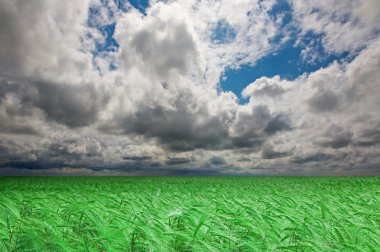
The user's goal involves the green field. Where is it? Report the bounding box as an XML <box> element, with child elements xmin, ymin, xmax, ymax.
<box><xmin>0</xmin><ymin>177</ymin><xmax>379</xmax><ymax>251</ymax></box>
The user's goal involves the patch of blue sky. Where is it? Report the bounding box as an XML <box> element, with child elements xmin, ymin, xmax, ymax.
<box><xmin>220</xmin><ymin>33</ymin><xmax>352</xmax><ymax>103</ymax></box>
<box><xmin>211</xmin><ymin>19</ymin><xmax>237</xmax><ymax>44</ymax></box>
<box><xmin>96</xmin><ymin>23</ymin><xmax>119</xmax><ymax>54</ymax></box>
<box><xmin>267</xmin><ymin>0</ymin><xmax>292</xmax><ymax>26</ymax></box>
<box><xmin>115</xmin><ymin>0</ymin><xmax>149</xmax><ymax>14</ymax></box>
<box><xmin>87</xmin><ymin>2</ymin><xmax>120</xmax><ymax>72</ymax></box>
<box><xmin>88</xmin><ymin>2</ymin><xmax>119</xmax><ymax>53</ymax></box>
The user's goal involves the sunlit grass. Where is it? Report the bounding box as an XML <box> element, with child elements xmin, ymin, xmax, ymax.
<box><xmin>0</xmin><ymin>177</ymin><xmax>379</xmax><ymax>251</ymax></box>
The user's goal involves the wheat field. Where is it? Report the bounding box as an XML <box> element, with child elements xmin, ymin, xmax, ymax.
<box><xmin>0</xmin><ymin>177</ymin><xmax>379</xmax><ymax>251</ymax></box>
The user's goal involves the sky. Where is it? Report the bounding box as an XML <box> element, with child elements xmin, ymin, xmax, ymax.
<box><xmin>0</xmin><ymin>0</ymin><xmax>379</xmax><ymax>176</ymax></box>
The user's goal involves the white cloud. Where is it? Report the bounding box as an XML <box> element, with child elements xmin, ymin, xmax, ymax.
<box><xmin>291</xmin><ymin>0</ymin><xmax>380</xmax><ymax>54</ymax></box>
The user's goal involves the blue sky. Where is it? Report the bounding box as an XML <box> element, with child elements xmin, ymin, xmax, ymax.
<box><xmin>118</xmin><ymin>0</ymin><xmax>149</xmax><ymax>14</ymax></box>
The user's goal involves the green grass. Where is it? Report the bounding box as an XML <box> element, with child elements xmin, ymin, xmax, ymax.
<box><xmin>0</xmin><ymin>177</ymin><xmax>379</xmax><ymax>251</ymax></box>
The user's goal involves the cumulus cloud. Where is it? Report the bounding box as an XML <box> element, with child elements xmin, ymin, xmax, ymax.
<box><xmin>242</xmin><ymin>76</ymin><xmax>288</xmax><ymax>99</ymax></box>
<box><xmin>0</xmin><ymin>0</ymin><xmax>379</xmax><ymax>175</ymax></box>
<box><xmin>0</xmin><ymin>0</ymin><xmax>95</xmax><ymax>81</ymax></box>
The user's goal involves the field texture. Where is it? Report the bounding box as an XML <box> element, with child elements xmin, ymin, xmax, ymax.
<box><xmin>0</xmin><ymin>177</ymin><xmax>379</xmax><ymax>251</ymax></box>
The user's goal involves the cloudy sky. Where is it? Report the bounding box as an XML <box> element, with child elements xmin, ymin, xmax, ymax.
<box><xmin>0</xmin><ymin>0</ymin><xmax>379</xmax><ymax>176</ymax></box>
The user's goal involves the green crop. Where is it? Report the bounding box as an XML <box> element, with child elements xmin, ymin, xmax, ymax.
<box><xmin>0</xmin><ymin>177</ymin><xmax>379</xmax><ymax>251</ymax></box>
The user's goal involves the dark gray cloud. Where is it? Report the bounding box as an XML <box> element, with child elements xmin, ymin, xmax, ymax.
<box><xmin>209</xmin><ymin>156</ymin><xmax>226</xmax><ymax>166</ymax></box>
<box><xmin>355</xmin><ymin>122</ymin><xmax>380</xmax><ymax>147</ymax></box>
<box><xmin>292</xmin><ymin>153</ymin><xmax>334</xmax><ymax>164</ymax></box>
<box><xmin>316</xmin><ymin>125</ymin><xmax>353</xmax><ymax>149</ymax></box>
<box><xmin>264</xmin><ymin>114</ymin><xmax>292</xmax><ymax>135</ymax></box>
<box><xmin>0</xmin><ymin>79</ymin><xmax>43</xmax><ymax>134</ymax></box>
<box><xmin>229</xmin><ymin>105</ymin><xmax>293</xmax><ymax>148</ymax></box>
<box><xmin>109</xmin><ymin>102</ymin><xmax>293</xmax><ymax>152</ymax></box>
<box><xmin>31</xmin><ymin>81</ymin><xmax>108</xmax><ymax>127</ymax></box>
<box><xmin>231</xmin><ymin>137</ymin><xmax>264</xmax><ymax>149</ymax></box>
<box><xmin>308</xmin><ymin>89</ymin><xmax>339</xmax><ymax>112</ymax></box>
<box><xmin>0</xmin><ymin>79</ymin><xmax>108</xmax><ymax>129</ymax></box>
<box><xmin>165</xmin><ymin>157</ymin><xmax>192</xmax><ymax>166</ymax></box>
<box><xmin>104</xmin><ymin>93</ymin><xmax>229</xmax><ymax>151</ymax></box>
<box><xmin>123</xmin><ymin>156</ymin><xmax>152</xmax><ymax>161</ymax></box>
<box><xmin>261</xmin><ymin>144</ymin><xmax>292</xmax><ymax>159</ymax></box>
<box><xmin>0</xmin><ymin>121</ymin><xmax>39</xmax><ymax>135</ymax></box>
<box><xmin>0</xmin><ymin>161</ymin><xmax>64</xmax><ymax>170</ymax></box>
<box><xmin>232</xmin><ymin>105</ymin><xmax>277</xmax><ymax>137</ymax></box>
